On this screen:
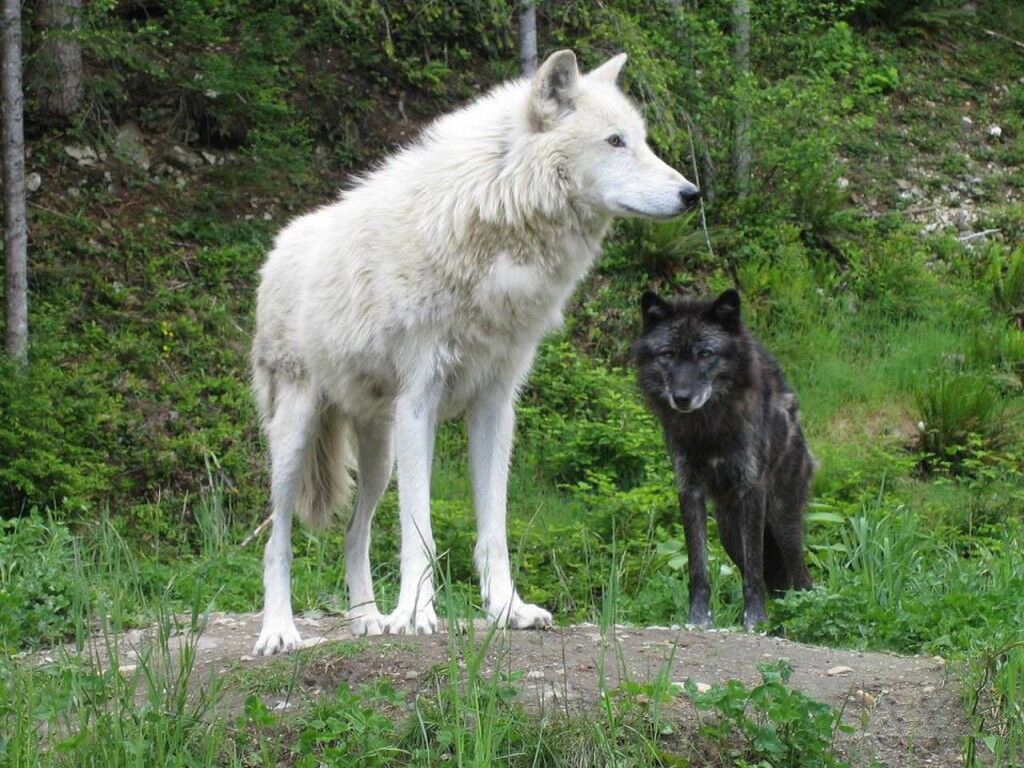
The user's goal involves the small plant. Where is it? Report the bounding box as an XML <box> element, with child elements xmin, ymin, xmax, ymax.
<box><xmin>989</xmin><ymin>246</ymin><xmax>1024</xmax><ymax>329</ymax></box>
<box><xmin>965</xmin><ymin>639</ymin><xmax>1024</xmax><ymax>767</ymax></box>
<box><xmin>683</xmin><ymin>660</ymin><xmax>853</xmax><ymax>768</ymax></box>
<box><xmin>914</xmin><ymin>373</ymin><xmax>1010</xmax><ymax>473</ymax></box>
<box><xmin>790</xmin><ymin>162</ymin><xmax>856</xmax><ymax>257</ymax></box>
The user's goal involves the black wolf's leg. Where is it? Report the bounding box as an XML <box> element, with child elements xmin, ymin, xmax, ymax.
<box><xmin>679</xmin><ymin>486</ymin><xmax>711</xmax><ymax>628</ymax></box>
<box><xmin>739</xmin><ymin>484</ymin><xmax>768</xmax><ymax>630</ymax></box>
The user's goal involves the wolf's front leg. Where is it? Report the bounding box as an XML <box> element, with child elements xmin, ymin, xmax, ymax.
<box><xmin>739</xmin><ymin>484</ymin><xmax>769</xmax><ymax>631</ymax></box>
<box><xmin>678</xmin><ymin>485</ymin><xmax>712</xmax><ymax>628</ymax></box>
<box><xmin>468</xmin><ymin>388</ymin><xmax>552</xmax><ymax>630</ymax></box>
<box><xmin>383</xmin><ymin>388</ymin><xmax>441</xmax><ymax>635</ymax></box>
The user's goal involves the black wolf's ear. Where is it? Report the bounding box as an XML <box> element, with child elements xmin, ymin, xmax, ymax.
<box><xmin>641</xmin><ymin>290</ymin><xmax>671</xmax><ymax>330</ymax></box>
<box><xmin>707</xmin><ymin>289</ymin><xmax>741</xmax><ymax>332</ymax></box>
<box><xmin>529</xmin><ymin>50</ymin><xmax>580</xmax><ymax>130</ymax></box>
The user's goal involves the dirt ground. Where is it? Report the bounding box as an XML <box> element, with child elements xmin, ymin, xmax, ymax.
<box><xmin>47</xmin><ymin>612</ymin><xmax>967</xmax><ymax>767</ymax></box>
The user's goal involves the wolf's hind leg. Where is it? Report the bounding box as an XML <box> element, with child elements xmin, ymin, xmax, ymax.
<box><xmin>255</xmin><ymin>377</ymin><xmax>321</xmax><ymax>656</ymax></box>
<box><xmin>469</xmin><ymin>387</ymin><xmax>552</xmax><ymax>630</ymax></box>
<box><xmin>345</xmin><ymin>419</ymin><xmax>394</xmax><ymax>636</ymax></box>
<box><xmin>766</xmin><ymin>497</ymin><xmax>813</xmax><ymax>592</ymax></box>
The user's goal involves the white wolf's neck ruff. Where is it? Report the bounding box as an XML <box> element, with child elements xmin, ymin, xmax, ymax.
<box><xmin>346</xmin><ymin>77</ymin><xmax>612</xmax><ymax>278</ymax></box>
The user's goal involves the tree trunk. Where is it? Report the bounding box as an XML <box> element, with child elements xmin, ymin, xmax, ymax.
<box><xmin>733</xmin><ymin>0</ymin><xmax>752</xmax><ymax>200</ymax></box>
<box><xmin>3</xmin><ymin>0</ymin><xmax>29</xmax><ymax>363</ymax></box>
<box><xmin>30</xmin><ymin>0</ymin><xmax>83</xmax><ymax>118</ymax></box>
<box><xmin>519</xmin><ymin>0</ymin><xmax>538</xmax><ymax>77</ymax></box>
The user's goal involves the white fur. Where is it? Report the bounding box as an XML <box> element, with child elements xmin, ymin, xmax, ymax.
<box><xmin>251</xmin><ymin>50</ymin><xmax>696</xmax><ymax>654</ymax></box>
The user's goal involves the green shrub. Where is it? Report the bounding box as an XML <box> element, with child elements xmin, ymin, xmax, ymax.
<box><xmin>0</xmin><ymin>359</ymin><xmax>115</xmax><ymax>514</ymax></box>
<box><xmin>914</xmin><ymin>373</ymin><xmax>1010</xmax><ymax>472</ymax></box>
<box><xmin>518</xmin><ymin>340</ymin><xmax>665</xmax><ymax>490</ymax></box>
<box><xmin>0</xmin><ymin>517</ymin><xmax>80</xmax><ymax>649</ymax></box>
<box><xmin>683</xmin><ymin>660</ymin><xmax>852</xmax><ymax>768</ymax></box>
<box><xmin>989</xmin><ymin>245</ymin><xmax>1024</xmax><ymax>328</ymax></box>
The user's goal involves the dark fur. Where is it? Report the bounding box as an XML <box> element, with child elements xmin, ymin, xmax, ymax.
<box><xmin>632</xmin><ymin>289</ymin><xmax>814</xmax><ymax>630</ymax></box>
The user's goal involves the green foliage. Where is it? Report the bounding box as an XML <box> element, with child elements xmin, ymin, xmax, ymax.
<box><xmin>519</xmin><ymin>341</ymin><xmax>665</xmax><ymax>489</ymax></box>
<box><xmin>965</xmin><ymin>640</ymin><xmax>1024</xmax><ymax>767</ymax></box>
<box><xmin>0</xmin><ymin>517</ymin><xmax>79</xmax><ymax>649</ymax></box>
<box><xmin>989</xmin><ymin>245</ymin><xmax>1024</xmax><ymax>327</ymax></box>
<box><xmin>684</xmin><ymin>661</ymin><xmax>852</xmax><ymax>768</ymax></box>
<box><xmin>914</xmin><ymin>373</ymin><xmax>1011</xmax><ymax>472</ymax></box>
<box><xmin>293</xmin><ymin>682</ymin><xmax>405</xmax><ymax>767</ymax></box>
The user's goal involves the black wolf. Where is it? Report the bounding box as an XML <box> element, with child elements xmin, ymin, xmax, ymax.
<box><xmin>632</xmin><ymin>289</ymin><xmax>814</xmax><ymax>630</ymax></box>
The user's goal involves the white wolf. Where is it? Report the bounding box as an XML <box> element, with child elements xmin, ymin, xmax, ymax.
<box><xmin>251</xmin><ymin>50</ymin><xmax>699</xmax><ymax>655</ymax></box>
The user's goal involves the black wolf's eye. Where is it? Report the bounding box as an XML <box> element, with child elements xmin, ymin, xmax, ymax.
<box><xmin>697</xmin><ymin>349</ymin><xmax>714</xmax><ymax>360</ymax></box>
<box><xmin>606</xmin><ymin>134</ymin><xmax>625</xmax><ymax>148</ymax></box>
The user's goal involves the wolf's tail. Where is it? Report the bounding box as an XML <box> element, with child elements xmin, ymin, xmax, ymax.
<box><xmin>253</xmin><ymin>362</ymin><xmax>356</xmax><ymax>530</ymax></box>
<box><xmin>295</xmin><ymin>403</ymin><xmax>355</xmax><ymax>529</ymax></box>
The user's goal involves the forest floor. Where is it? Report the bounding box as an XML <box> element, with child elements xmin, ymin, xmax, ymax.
<box><xmin>42</xmin><ymin>613</ymin><xmax>965</xmax><ymax>768</ymax></box>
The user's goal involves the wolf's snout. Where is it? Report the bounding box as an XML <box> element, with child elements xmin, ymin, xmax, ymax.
<box><xmin>679</xmin><ymin>184</ymin><xmax>701</xmax><ymax>209</ymax></box>
<box><xmin>671</xmin><ymin>389</ymin><xmax>694</xmax><ymax>410</ymax></box>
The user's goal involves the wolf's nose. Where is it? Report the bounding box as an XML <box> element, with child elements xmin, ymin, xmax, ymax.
<box><xmin>672</xmin><ymin>389</ymin><xmax>693</xmax><ymax>409</ymax></box>
<box><xmin>679</xmin><ymin>185</ymin><xmax>701</xmax><ymax>208</ymax></box>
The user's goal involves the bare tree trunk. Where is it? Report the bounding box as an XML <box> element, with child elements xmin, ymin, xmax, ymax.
<box><xmin>30</xmin><ymin>0</ymin><xmax>83</xmax><ymax>118</ymax></box>
<box><xmin>733</xmin><ymin>0</ymin><xmax>752</xmax><ymax>200</ymax></box>
<box><xmin>519</xmin><ymin>0</ymin><xmax>537</xmax><ymax>76</ymax></box>
<box><xmin>3</xmin><ymin>0</ymin><xmax>29</xmax><ymax>363</ymax></box>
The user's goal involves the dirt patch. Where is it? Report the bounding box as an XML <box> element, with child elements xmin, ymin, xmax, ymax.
<box><xmin>41</xmin><ymin>611</ymin><xmax>968</xmax><ymax>767</ymax></box>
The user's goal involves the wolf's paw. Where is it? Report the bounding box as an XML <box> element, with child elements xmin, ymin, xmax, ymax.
<box><xmin>490</xmin><ymin>599</ymin><xmax>553</xmax><ymax>630</ymax></box>
<box><xmin>742</xmin><ymin>606</ymin><xmax>768</xmax><ymax>632</ymax></box>
<box><xmin>253</xmin><ymin>619</ymin><xmax>302</xmax><ymax>656</ymax></box>
<box><xmin>383</xmin><ymin>604</ymin><xmax>439</xmax><ymax>635</ymax></box>
<box><xmin>346</xmin><ymin>606</ymin><xmax>386</xmax><ymax>637</ymax></box>
<box><xmin>685</xmin><ymin>613</ymin><xmax>713</xmax><ymax>630</ymax></box>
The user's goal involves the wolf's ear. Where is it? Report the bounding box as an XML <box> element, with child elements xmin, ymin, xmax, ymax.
<box><xmin>641</xmin><ymin>290</ymin><xmax>671</xmax><ymax>329</ymax></box>
<box><xmin>529</xmin><ymin>50</ymin><xmax>581</xmax><ymax>130</ymax></box>
<box><xmin>587</xmin><ymin>53</ymin><xmax>627</xmax><ymax>84</ymax></box>
<box><xmin>707</xmin><ymin>289</ymin><xmax>741</xmax><ymax>332</ymax></box>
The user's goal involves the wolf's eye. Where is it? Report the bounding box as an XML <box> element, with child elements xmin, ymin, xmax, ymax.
<box><xmin>606</xmin><ymin>134</ymin><xmax>625</xmax><ymax>148</ymax></box>
<box><xmin>697</xmin><ymin>349</ymin><xmax>714</xmax><ymax>360</ymax></box>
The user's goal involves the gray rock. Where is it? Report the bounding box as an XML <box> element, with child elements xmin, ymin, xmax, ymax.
<box><xmin>64</xmin><ymin>145</ymin><xmax>98</xmax><ymax>167</ymax></box>
<box><xmin>25</xmin><ymin>172</ymin><xmax>41</xmax><ymax>193</ymax></box>
<box><xmin>113</xmin><ymin>123</ymin><xmax>150</xmax><ymax>170</ymax></box>
<box><xmin>166</xmin><ymin>145</ymin><xmax>204</xmax><ymax>170</ymax></box>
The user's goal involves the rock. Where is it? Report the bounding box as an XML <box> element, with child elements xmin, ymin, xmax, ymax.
<box><xmin>961</xmin><ymin>115</ymin><xmax>973</xmax><ymax>125</ymax></box>
<box><xmin>404</xmin><ymin>670</ymin><xmax>419</xmax><ymax>680</ymax></box>
<box><xmin>200</xmin><ymin>150</ymin><xmax>218</xmax><ymax>165</ymax></box>
<box><xmin>988</xmin><ymin>124</ymin><xmax>1003</xmax><ymax>139</ymax></box>
<box><xmin>64</xmin><ymin>145</ymin><xmax>98</xmax><ymax>167</ymax></box>
<box><xmin>827</xmin><ymin>665</ymin><xmax>854</xmax><ymax>676</ymax></box>
<box><xmin>25</xmin><ymin>172</ymin><xmax>41</xmax><ymax>192</ymax></box>
<box><xmin>855</xmin><ymin>689</ymin><xmax>876</xmax><ymax>708</ymax></box>
<box><xmin>113</xmin><ymin>123</ymin><xmax>150</xmax><ymax>171</ymax></box>
<box><xmin>166</xmin><ymin>145</ymin><xmax>204</xmax><ymax>170</ymax></box>
<box><xmin>526</xmin><ymin>670</ymin><xmax>545</xmax><ymax>680</ymax></box>
<box><xmin>117</xmin><ymin>664</ymin><xmax>137</xmax><ymax>675</ymax></box>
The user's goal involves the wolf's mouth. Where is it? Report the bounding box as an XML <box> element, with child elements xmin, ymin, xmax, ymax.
<box><xmin>667</xmin><ymin>388</ymin><xmax>711</xmax><ymax>413</ymax></box>
<box><xmin>619</xmin><ymin>202</ymin><xmax>681</xmax><ymax>220</ymax></box>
